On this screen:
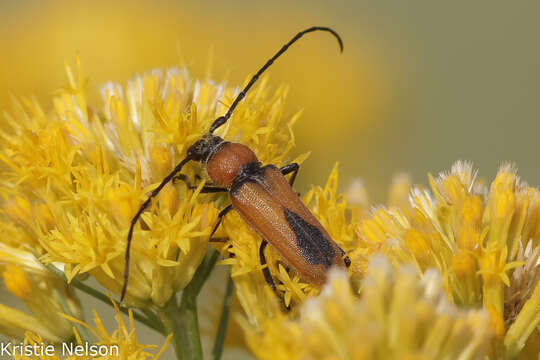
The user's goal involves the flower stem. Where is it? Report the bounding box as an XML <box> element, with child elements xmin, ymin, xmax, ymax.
<box><xmin>181</xmin><ymin>249</ymin><xmax>221</xmax><ymax>360</ymax></box>
<box><xmin>178</xmin><ymin>292</ymin><xmax>203</xmax><ymax>360</ymax></box>
<box><xmin>158</xmin><ymin>249</ymin><xmax>220</xmax><ymax>360</ymax></box>
<box><xmin>185</xmin><ymin>249</ymin><xmax>221</xmax><ymax>296</ymax></box>
<box><xmin>71</xmin><ymin>280</ymin><xmax>165</xmax><ymax>334</ymax></box>
<box><xmin>42</xmin><ymin>261</ymin><xmax>164</xmax><ymax>334</ymax></box>
<box><xmin>212</xmin><ymin>272</ymin><xmax>234</xmax><ymax>360</ymax></box>
<box><xmin>160</xmin><ymin>296</ymin><xmax>184</xmax><ymax>360</ymax></box>
<box><xmin>51</xmin><ymin>288</ymin><xmax>94</xmax><ymax>344</ymax></box>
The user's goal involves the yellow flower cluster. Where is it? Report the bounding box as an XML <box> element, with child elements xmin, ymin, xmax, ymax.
<box><xmin>0</xmin><ymin>243</ymin><xmax>80</xmax><ymax>342</ymax></box>
<box><xmin>243</xmin><ymin>255</ymin><xmax>494</xmax><ymax>360</ymax></box>
<box><xmin>0</xmin><ymin>60</ymin><xmax>302</xmax><ymax>308</ymax></box>
<box><xmin>356</xmin><ymin>161</ymin><xmax>540</xmax><ymax>357</ymax></box>
<box><xmin>231</xmin><ymin>161</ymin><xmax>540</xmax><ymax>359</ymax></box>
<box><xmin>12</xmin><ymin>300</ymin><xmax>171</xmax><ymax>360</ymax></box>
<box><xmin>1</xmin><ymin>59</ymin><xmax>539</xmax><ymax>359</ymax></box>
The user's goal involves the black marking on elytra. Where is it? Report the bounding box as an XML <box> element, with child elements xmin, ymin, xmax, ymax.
<box><xmin>283</xmin><ymin>208</ymin><xmax>334</xmax><ymax>267</ymax></box>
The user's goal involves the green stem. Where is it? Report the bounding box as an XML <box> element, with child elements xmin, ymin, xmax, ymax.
<box><xmin>71</xmin><ymin>280</ymin><xmax>165</xmax><ymax>334</ymax></box>
<box><xmin>51</xmin><ymin>288</ymin><xmax>94</xmax><ymax>343</ymax></box>
<box><xmin>185</xmin><ymin>249</ymin><xmax>220</xmax><ymax>296</ymax></box>
<box><xmin>178</xmin><ymin>292</ymin><xmax>202</xmax><ymax>360</ymax></box>
<box><xmin>43</xmin><ymin>262</ymin><xmax>164</xmax><ymax>334</ymax></box>
<box><xmin>212</xmin><ymin>273</ymin><xmax>234</xmax><ymax>360</ymax></box>
<box><xmin>140</xmin><ymin>307</ymin><xmax>162</xmax><ymax>328</ymax></box>
<box><xmin>156</xmin><ymin>249</ymin><xmax>220</xmax><ymax>360</ymax></box>
<box><xmin>178</xmin><ymin>249</ymin><xmax>220</xmax><ymax>360</ymax></box>
<box><xmin>160</xmin><ymin>296</ymin><xmax>184</xmax><ymax>360</ymax></box>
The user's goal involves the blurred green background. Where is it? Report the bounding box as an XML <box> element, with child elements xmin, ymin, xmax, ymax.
<box><xmin>1</xmin><ymin>0</ymin><xmax>539</xmax><ymax>357</ymax></box>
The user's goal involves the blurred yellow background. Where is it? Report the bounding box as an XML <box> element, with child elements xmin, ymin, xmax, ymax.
<box><xmin>1</xmin><ymin>0</ymin><xmax>540</xmax><ymax>356</ymax></box>
<box><xmin>3</xmin><ymin>0</ymin><xmax>540</xmax><ymax>200</ymax></box>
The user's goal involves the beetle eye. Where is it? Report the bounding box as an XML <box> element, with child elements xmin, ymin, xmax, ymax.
<box><xmin>186</xmin><ymin>139</ymin><xmax>207</xmax><ymax>161</ymax></box>
<box><xmin>187</xmin><ymin>142</ymin><xmax>198</xmax><ymax>157</ymax></box>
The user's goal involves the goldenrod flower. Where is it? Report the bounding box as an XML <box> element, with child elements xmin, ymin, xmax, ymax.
<box><xmin>0</xmin><ymin>304</ymin><xmax>61</xmax><ymax>343</ymax></box>
<box><xmin>0</xmin><ymin>59</ymin><xmax>327</xmax><ymax>359</ymax></box>
<box><xmin>356</xmin><ymin>161</ymin><xmax>540</xmax><ymax>357</ymax></box>
<box><xmin>3</xmin><ymin>55</ymin><xmax>539</xmax><ymax>360</ymax></box>
<box><xmin>0</xmin><ymin>60</ymin><xmax>303</xmax><ymax>307</ymax></box>
<box><xmin>11</xmin><ymin>299</ymin><xmax>171</xmax><ymax>360</ymax></box>
<box><xmin>0</xmin><ymin>243</ymin><xmax>81</xmax><ymax>342</ymax></box>
<box><xmin>242</xmin><ymin>255</ymin><xmax>493</xmax><ymax>360</ymax></box>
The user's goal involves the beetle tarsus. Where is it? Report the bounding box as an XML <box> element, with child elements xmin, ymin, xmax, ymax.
<box><xmin>280</xmin><ymin>162</ymin><xmax>300</xmax><ymax>186</ymax></box>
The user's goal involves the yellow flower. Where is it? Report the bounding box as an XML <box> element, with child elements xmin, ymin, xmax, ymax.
<box><xmin>0</xmin><ymin>244</ymin><xmax>81</xmax><ymax>342</ymax></box>
<box><xmin>12</xmin><ymin>299</ymin><xmax>171</xmax><ymax>360</ymax></box>
<box><xmin>4</xmin><ymin>50</ymin><xmax>539</xmax><ymax>360</ymax></box>
<box><xmin>345</xmin><ymin>177</ymin><xmax>370</xmax><ymax>222</ymax></box>
<box><xmin>388</xmin><ymin>173</ymin><xmax>412</xmax><ymax>213</ymax></box>
<box><xmin>356</xmin><ymin>161</ymin><xmax>540</xmax><ymax>357</ymax></box>
<box><xmin>0</xmin><ymin>59</ymin><xmax>303</xmax><ymax>307</ymax></box>
<box><xmin>242</xmin><ymin>255</ymin><xmax>494</xmax><ymax>360</ymax></box>
<box><xmin>0</xmin><ymin>304</ymin><xmax>61</xmax><ymax>343</ymax></box>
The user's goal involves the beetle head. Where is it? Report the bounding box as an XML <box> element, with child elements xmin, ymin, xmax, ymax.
<box><xmin>187</xmin><ymin>134</ymin><xmax>225</xmax><ymax>162</ymax></box>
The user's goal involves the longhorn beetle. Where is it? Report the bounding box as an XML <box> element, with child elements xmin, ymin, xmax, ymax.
<box><xmin>121</xmin><ymin>26</ymin><xmax>351</xmax><ymax>301</ymax></box>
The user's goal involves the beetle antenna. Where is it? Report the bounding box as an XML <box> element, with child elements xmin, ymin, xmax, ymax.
<box><xmin>209</xmin><ymin>26</ymin><xmax>343</xmax><ymax>133</ymax></box>
<box><xmin>121</xmin><ymin>155</ymin><xmax>193</xmax><ymax>301</ymax></box>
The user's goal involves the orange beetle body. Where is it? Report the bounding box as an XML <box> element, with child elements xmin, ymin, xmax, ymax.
<box><xmin>121</xmin><ymin>26</ymin><xmax>346</xmax><ymax>301</ymax></box>
<box><xmin>205</xmin><ymin>140</ymin><xmax>349</xmax><ymax>286</ymax></box>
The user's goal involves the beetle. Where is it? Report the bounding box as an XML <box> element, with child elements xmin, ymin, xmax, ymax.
<box><xmin>121</xmin><ymin>26</ymin><xmax>350</xmax><ymax>301</ymax></box>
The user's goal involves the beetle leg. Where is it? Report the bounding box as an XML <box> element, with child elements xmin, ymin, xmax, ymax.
<box><xmin>337</xmin><ymin>247</ymin><xmax>352</xmax><ymax>267</ymax></box>
<box><xmin>173</xmin><ymin>174</ymin><xmax>228</xmax><ymax>193</ymax></box>
<box><xmin>200</xmin><ymin>186</ymin><xmax>229</xmax><ymax>193</ymax></box>
<box><xmin>209</xmin><ymin>205</ymin><xmax>234</xmax><ymax>241</ymax></box>
<box><xmin>259</xmin><ymin>240</ymin><xmax>276</xmax><ymax>289</ymax></box>
<box><xmin>279</xmin><ymin>163</ymin><xmax>299</xmax><ymax>186</ymax></box>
